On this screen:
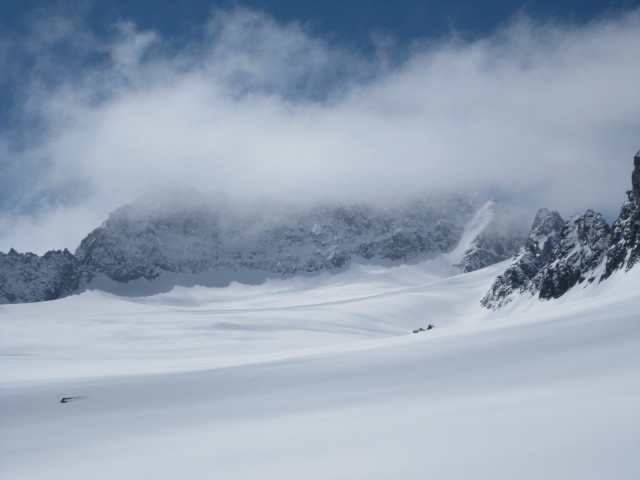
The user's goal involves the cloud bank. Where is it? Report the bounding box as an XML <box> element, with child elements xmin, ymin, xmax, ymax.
<box><xmin>1</xmin><ymin>7</ymin><xmax>640</xmax><ymax>253</ymax></box>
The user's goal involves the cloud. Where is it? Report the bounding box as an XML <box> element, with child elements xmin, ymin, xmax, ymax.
<box><xmin>1</xmin><ymin>7</ymin><xmax>640</xmax><ymax>254</ymax></box>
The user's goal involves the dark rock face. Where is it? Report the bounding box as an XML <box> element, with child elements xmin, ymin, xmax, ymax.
<box><xmin>602</xmin><ymin>152</ymin><xmax>640</xmax><ymax>279</ymax></box>
<box><xmin>481</xmin><ymin>209</ymin><xmax>565</xmax><ymax>309</ymax></box>
<box><xmin>75</xmin><ymin>196</ymin><xmax>482</xmax><ymax>283</ymax></box>
<box><xmin>0</xmin><ymin>249</ymin><xmax>81</xmax><ymax>303</ymax></box>
<box><xmin>485</xmin><ymin>150</ymin><xmax>640</xmax><ymax>308</ymax></box>
<box><xmin>483</xmin><ymin>209</ymin><xmax>610</xmax><ymax>308</ymax></box>
<box><xmin>632</xmin><ymin>151</ymin><xmax>640</xmax><ymax>204</ymax></box>
<box><xmin>537</xmin><ymin>210</ymin><xmax>610</xmax><ymax>299</ymax></box>
<box><xmin>602</xmin><ymin>194</ymin><xmax>640</xmax><ymax>279</ymax></box>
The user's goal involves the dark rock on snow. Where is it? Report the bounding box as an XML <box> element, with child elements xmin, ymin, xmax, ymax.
<box><xmin>484</xmin><ymin>150</ymin><xmax>640</xmax><ymax>308</ymax></box>
<box><xmin>0</xmin><ymin>249</ymin><xmax>82</xmax><ymax>303</ymax></box>
<box><xmin>537</xmin><ymin>210</ymin><xmax>610</xmax><ymax>300</ymax></box>
<box><xmin>413</xmin><ymin>325</ymin><xmax>434</xmax><ymax>333</ymax></box>
<box><xmin>602</xmin><ymin>151</ymin><xmax>640</xmax><ymax>279</ymax></box>
<box><xmin>481</xmin><ymin>209</ymin><xmax>565</xmax><ymax>309</ymax></box>
<box><xmin>60</xmin><ymin>396</ymin><xmax>87</xmax><ymax>403</ymax></box>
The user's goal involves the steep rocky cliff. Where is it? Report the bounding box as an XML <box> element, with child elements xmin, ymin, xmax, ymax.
<box><xmin>0</xmin><ymin>249</ymin><xmax>81</xmax><ymax>303</ymax></box>
<box><xmin>537</xmin><ymin>210</ymin><xmax>611</xmax><ymax>300</ymax></box>
<box><xmin>481</xmin><ymin>209</ymin><xmax>565</xmax><ymax>309</ymax></box>
<box><xmin>484</xmin><ymin>150</ymin><xmax>639</xmax><ymax>308</ymax></box>
<box><xmin>602</xmin><ymin>151</ymin><xmax>640</xmax><ymax>279</ymax></box>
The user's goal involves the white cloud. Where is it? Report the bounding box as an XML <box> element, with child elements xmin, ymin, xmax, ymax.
<box><xmin>1</xmin><ymin>8</ymin><xmax>640</xmax><ymax>253</ymax></box>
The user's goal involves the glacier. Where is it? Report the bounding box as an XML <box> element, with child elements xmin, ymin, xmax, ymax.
<box><xmin>1</xmin><ymin>255</ymin><xmax>639</xmax><ymax>479</ymax></box>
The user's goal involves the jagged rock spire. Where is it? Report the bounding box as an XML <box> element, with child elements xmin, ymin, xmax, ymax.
<box><xmin>601</xmin><ymin>150</ymin><xmax>640</xmax><ymax>279</ymax></box>
<box><xmin>632</xmin><ymin>150</ymin><xmax>640</xmax><ymax>204</ymax></box>
<box><xmin>481</xmin><ymin>208</ymin><xmax>565</xmax><ymax>309</ymax></box>
<box><xmin>485</xmin><ymin>149</ymin><xmax>640</xmax><ymax>308</ymax></box>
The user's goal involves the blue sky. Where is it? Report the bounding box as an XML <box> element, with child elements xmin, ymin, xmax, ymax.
<box><xmin>4</xmin><ymin>1</ymin><xmax>637</xmax><ymax>43</ymax></box>
<box><xmin>1</xmin><ymin>1</ymin><xmax>640</xmax><ymax>253</ymax></box>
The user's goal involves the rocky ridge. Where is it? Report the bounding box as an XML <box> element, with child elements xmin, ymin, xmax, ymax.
<box><xmin>480</xmin><ymin>208</ymin><xmax>565</xmax><ymax>309</ymax></box>
<box><xmin>3</xmin><ymin>151</ymin><xmax>638</xmax><ymax>306</ymax></box>
<box><xmin>0</xmin><ymin>249</ymin><xmax>82</xmax><ymax>303</ymax></box>
<box><xmin>602</xmin><ymin>151</ymin><xmax>640</xmax><ymax>279</ymax></box>
<box><xmin>483</xmin><ymin>150</ymin><xmax>640</xmax><ymax>308</ymax></box>
<box><xmin>1</xmin><ymin>194</ymin><xmax>525</xmax><ymax>303</ymax></box>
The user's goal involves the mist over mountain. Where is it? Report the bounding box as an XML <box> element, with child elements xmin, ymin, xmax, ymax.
<box><xmin>1</xmin><ymin>192</ymin><xmax>527</xmax><ymax>303</ymax></box>
<box><xmin>3</xmin><ymin>150</ymin><xmax>640</xmax><ymax>305</ymax></box>
<box><xmin>1</xmin><ymin>7</ymin><xmax>639</xmax><ymax>255</ymax></box>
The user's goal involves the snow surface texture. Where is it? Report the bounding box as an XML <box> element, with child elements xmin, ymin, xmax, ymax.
<box><xmin>0</xmin><ymin>193</ymin><xmax>526</xmax><ymax>303</ymax></box>
<box><xmin>1</xmin><ymin>258</ymin><xmax>639</xmax><ymax>480</ymax></box>
<box><xmin>483</xmin><ymin>151</ymin><xmax>640</xmax><ymax>308</ymax></box>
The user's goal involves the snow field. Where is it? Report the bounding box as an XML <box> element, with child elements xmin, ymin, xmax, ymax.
<box><xmin>1</xmin><ymin>260</ymin><xmax>639</xmax><ymax>479</ymax></box>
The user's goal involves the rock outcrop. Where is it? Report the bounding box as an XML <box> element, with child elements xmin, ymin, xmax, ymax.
<box><xmin>632</xmin><ymin>150</ymin><xmax>640</xmax><ymax>203</ymax></box>
<box><xmin>0</xmin><ymin>249</ymin><xmax>81</xmax><ymax>303</ymax></box>
<box><xmin>484</xmin><ymin>150</ymin><xmax>639</xmax><ymax>308</ymax></box>
<box><xmin>537</xmin><ymin>210</ymin><xmax>611</xmax><ymax>299</ymax></box>
<box><xmin>481</xmin><ymin>209</ymin><xmax>565</xmax><ymax>309</ymax></box>
<box><xmin>602</xmin><ymin>150</ymin><xmax>640</xmax><ymax>279</ymax></box>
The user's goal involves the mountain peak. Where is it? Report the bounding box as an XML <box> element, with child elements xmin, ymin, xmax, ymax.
<box><xmin>2</xmin><ymin>194</ymin><xmax>523</xmax><ymax>303</ymax></box>
<box><xmin>484</xmin><ymin>150</ymin><xmax>640</xmax><ymax>308</ymax></box>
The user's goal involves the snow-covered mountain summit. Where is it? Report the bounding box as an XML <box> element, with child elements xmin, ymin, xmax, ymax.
<box><xmin>1</xmin><ymin>192</ymin><xmax>526</xmax><ymax>303</ymax></box>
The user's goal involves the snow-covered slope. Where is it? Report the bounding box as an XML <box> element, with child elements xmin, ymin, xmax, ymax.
<box><xmin>450</xmin><ymin>200</ymin><xmax>527</xmax><ymax>273</ymax></box>
<box><xmin>1</xmin><ymin>256</ymin><xmax>638</xmax><ymax>480</ymax></box>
